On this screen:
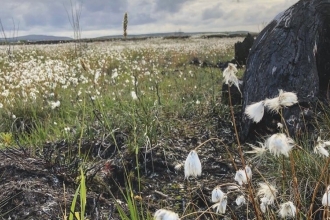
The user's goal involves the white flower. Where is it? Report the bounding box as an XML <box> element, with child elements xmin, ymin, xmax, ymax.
<box><xmin>314</xmin><ymin>137</ymin><xmax>330</xmax><ymax>157</ymax></box>
<box><xmin>223</xmin><ymin>63</ymin><xmax>241</xmax><ymax>94</ymax></box>
<box><xmin>277</xmin><ymin>123</ymin><xmax>283</xmax><ymax>129</ymax></box>
<box><xmin>111</xmin><ymin>69</ymin><xmax>118</xmax><ymax>79</ymax></box>
<box><xmin>154</xmin><ymin>209</ymin><xmax>180</xmax><ymax>220</ymax></box>
<box><xmin>235</xmin><ymin>195</ymin><xmax>246</xmax><ymax>206</ymax></box>
<box><xmin>264</xmin><ymin>97</ymin><xmax>280</xmax><ymax>113</ymax></box>
<box><xmin>50</xmin><ymin>100</ymin><xmax>61</xmax><ymax>109</ymax></box>
<box><xmin>322</xmin><ymin>185</ymin><xmax>330</xmax><ymax>207</ymax></box>
<box><xmin>257</xmin><ymin>182</ymin><xmax>278</xmax><ymax>205</ymax></box>
<box><xmin>212</xmin><ymin>195</ymin><xmax>227</xmax><ymax>214</ymax></box>
<box><xmin>264</xmin><ymin>89</ymin><xmax>298</xmax><ymax>113</ymax></box>
<box><xmin>278</xmin><ymin>201</ymin><xmax>296</xmax><ymax>219</ymax></box>
<box><xmin>314</xmin><ymin>144</ymin><xmax>329</xmax><ymax>157</ymax></box>
<box><xmin>244</xmin><ymin>101</ymin><xmax>265</xmax><ymax>123</ymax></box>
<box><xmin>234</xmin><ymin>169</ymin><xmax>246</xmax><ymax>185</ymax></box>
<box><xmin>234</xmin><ymin>165</ymin><xmax>252</xmax><ymax>185</ymax></box>
<box><xmin>246</xmin><ymin>142</ymin><xmax>267</xmax><ymax>159</ymax></box>
<box><xmin>260</xmin><ymin>202</ymin><xmax>267</xmax><ymax>213</ymax></box>
<box><xmin>278</xmin><ymin>89</ymin><xmax>298</xmax><ymax>107</ymax></box>
<box><xmin>94</xmin><ymin>70</ymin><xmax>101</xmax><ymax>84</ymax></box>
<box><xmin>245</xmin><ymin>165</ymin><xmax>252</xmax><ymax>180</ymax></box>
<box><xmin>212</xmin><ymin>186</ymin><xmax>224</xmax><ymax>203</ymax></box>
<box><xmin>265</xmin><ymin>133</ymin><xmax>295</xmax><ymax>157</ymax></box>
<box><xmin>260</xmin><ymin>197</ymin><xmax>270</xmax><ymax>204</ymax></box>
<box><xmin>184</xmin><ymin>150</ymin><xmax>202</xmax><ymax>178</ymax></box>
<box><xmin>174</xmin><ymin>163</ymin><xmax>183</xmax><ymax>171</ymax></box>
<box><xmin>131</xmin><ymin>91</ymin><xmax>138</xmax><ymax>100</ymax></box>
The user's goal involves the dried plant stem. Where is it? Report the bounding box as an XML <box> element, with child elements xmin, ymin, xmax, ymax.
<box><xmin>227</xmin><ymin>88</ymin><xmax>262</xmax><ymax>220</ymax></box>
<box><xmin>289</xmin><ymin>153</ymin><xmax>301</xmax><ymax>210</ymax></box>
<box><xmin>194</xmin><ymin>138</ymin><xmax>223</xmax><ymax>151</ymax></box>
<box><xmin>227</xmin><ymin>88</ymin><xmax>244</xmax><ymax>163</ymax></box>
<box><xmin>180</xmin><ymin>208</ymin><xmax>221</xmax><ymax>219</ymax></box>
<box><xmin>254</xmin><ymin>168</ymin><xmax>280</xmax><ymax>207</ymax></box>
<box><xmin>279</xmin><ymin>111</ymin><xmax>301</xmax><ymax>209</ymax></box>
<box><xmin>308</xmin><ymin>156</ymin><xmax>330</xmax><ymax>218</ymax></box>
<box><xmin>281</xmin><ymin>155</ymin><xmax>286</xmax><ymax>199</ymax></box>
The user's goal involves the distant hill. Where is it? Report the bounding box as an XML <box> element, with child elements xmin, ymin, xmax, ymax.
<box><xmin>0</xmin><ymin>31</ymin><xmax>258</xmax><ymax>45</ymax></box>
<box><xmin>95</xmin><ymin>31</ymin><xmax>257</xmax><ymax>40</ymax></box>
<box><xmin>0</xmin><ymin>35</ymin><xmax>72</xmax><ymax>42</ymax></box>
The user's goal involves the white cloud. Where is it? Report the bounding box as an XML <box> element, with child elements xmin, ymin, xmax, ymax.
<box><xmin>0</xmin><ymin>0</ymin><xmax>299</xmax><ymax>38</ymax></box>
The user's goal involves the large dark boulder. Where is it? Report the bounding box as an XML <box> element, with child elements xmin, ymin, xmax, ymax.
<box><xmin>234</xmin><ymin>33</ymin><xmax>254</xmax><ymax>66</ymax></box>
<box><xmin>240</xmin><ymin>0</ymin><xmax>330</xmax><ymax>141</ymax></box>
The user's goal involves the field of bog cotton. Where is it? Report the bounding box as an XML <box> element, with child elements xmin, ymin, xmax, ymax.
<box><xmin>2</xmin><ymin>37</ymin><xmax>330</xmax><ymax>220</ymax></box>
<box><xmin>0</xmin><ymin>37</ymin><xmax>239</xmax><ymax>145</ymax></box>
<box><xmin>0</xmin><ymin>37</ymin><xmax>244</xmax><ymax>219</ymax></box>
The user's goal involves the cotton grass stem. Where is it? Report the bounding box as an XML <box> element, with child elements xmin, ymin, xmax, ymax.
<box><xmin>227</xmin><ymin>88</ymin><xmax>262</xmax><ymax>220</ymax></box>
<box><xmin>193</xmin><ymin>138</ymin><xmax>224</xmax><ymax>151</ymax></box>
<box><xmin>279</xmin><ymin>110</ymin><xmax>301</xmax><ymax>210</ymax></box>
<box><xmin>78</xmin><ymin>96</ymin><xmax>86</xmax><ymax>156</ymax></box>
<box><xmin>282</xmin><ymin>155</ymin><xmax>286</xmax><ymax>199</ymax></box>
<box><xmin>308</xmin><ymin>156</ymin><xmax>330</xmax><ymax>218</ymax></box>
<box><xmin>289</xmin><ymin>152</ymin><xmax>301</xmax><ymax>210</ymax></box>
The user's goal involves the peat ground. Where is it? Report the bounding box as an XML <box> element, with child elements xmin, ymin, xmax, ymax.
<box><xmin>0</xmin><ymin>97</ymin><xmax>249</xmax><ymax>220</ymax></box>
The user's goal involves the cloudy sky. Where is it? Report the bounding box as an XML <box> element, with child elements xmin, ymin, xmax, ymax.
<box><xmin>0</xmin><ymin>0</ymin><xmax>299</xmax><ymax>38</ymax></box>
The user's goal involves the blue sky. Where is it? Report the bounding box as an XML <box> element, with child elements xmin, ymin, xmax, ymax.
<box><xmin>0</xmin><ymin>0</ymin><xmax>298</xmax><ymax>38</ymax></box>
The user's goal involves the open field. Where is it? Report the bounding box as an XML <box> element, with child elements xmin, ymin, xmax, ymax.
<box><xmin>0</xmin><ymin>37</ymin><xmax>330</xmax><ymax>219</ymax></box>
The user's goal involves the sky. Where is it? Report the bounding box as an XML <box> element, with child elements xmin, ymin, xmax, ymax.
<box><xmin>0</xmin><ymin>0</ymin><xmax>299</xmax><ymax>39</ymax></box>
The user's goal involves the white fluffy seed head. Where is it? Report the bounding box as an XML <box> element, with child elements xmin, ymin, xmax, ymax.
<box><xmin>257</xmin><ymin>182</ymin><xmax>278</xmax><ymax>205</ymax></box>
<box><xmin>154</xmin><ymin>209</ymin><xmax>180</xmax><ymax>220</ymax></box>
<box><xmin>50</xmin><ymin>100</ymin><xmax>61</xmax><ymax>109</ymax></box>
<box><xmin>278</xmin><ymin>89</ymin><xmax>298</xmax><ymax>107</ymax></box>
<box><xmin>223</xmin><ymin>63</ymin><xmax>238</xmax><ymax>81</ymax></box>
<box><xmin>223</xmin><ymin>63</ymin><xmax>241</xmax><ymax>94</ymax></box>
<box><xmin>211</xmin><ymin>186</ymin><xmax>224</xmax><ymax>203</ymax></box>
<box><xmin>184</xmin><ymin>150</ymin><xmax>202</xmax><ymax>179</ymax></box>
<box><xmin>315</xmin><ymin>137</ymin><xmax>330</xmax><ymax>158</ymax></box>
<box><xmin>264</xmin><ymin>89</ymin><xmax>298</xmax><ymax>113</ymax></box>
<box><xmin>234</xmin><ymin>170</ymin><xmax>246</xmax><ymax>186</ymax></box>
<box><xmin>235</xmin><ymin>195</ymin><xmax>246</xmax><ymax>206</ymax></box>
<box><xmin>234</xmin><ymin>166</ymin><xmax>252</xmax><ymax>185</ymax></box>
<box><xmin>277</xmin><ymin>122</ymin><xmax>283</xmax><ymax>129</ymax></box>
<box><xmin>174</xmin><ymin>163</ymin><xmax>183</xmax><ymax>171</ymax></box>
<box><xmin>245</xmin><ymin>100</ymin><xmax>265</xmax><ymax>123</ymax></box>
<box><xmin>245</xmin><ymin>165</ymin><xmax>252</xmax><ymax>180</ymax></box>
<box><xmin>212</xmin><ymin>195</ymin><xmax>227</xmax><ymax>214</ymax></box>
<box><xmin>260</xmin><ymin>202</ymin><xmax>267</xmax><ymax>213</ymax></box>
<box><xmin>322</xmin><ymin>186</ymin><xmax>330</xmax><ymax>207</ymax></box>
<box><xmin>278</xmin><ymin>201</ymin><xmax>296</xmax><ymax>219</ymax></box>
<box><xmin>314</xmin><ymin>143</ymin><xmax>329</xmax><ymax>157</ymax></box>
<box><xmin>265</xmin><ymin>133</ymin><xmax>295</xmax><ymax>157</ymax></box>
<box><xmin>264</xmin><ymin>97</ymin><xmax>280</xmax><ymax>113</ymax></box>
<box><xmin>246</xmin><ymin>142</ymin><xmax>267</xmax><ymax>160</ymax></box>
<box><xmin>131</xmin><ymin>91</ymin><xmax>138</xmax><ymax>100</ymax></box>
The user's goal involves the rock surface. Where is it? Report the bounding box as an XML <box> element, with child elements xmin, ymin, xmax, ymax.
<box><xmin>240</xmin><ymin>0</ymin><xmax>330</xmax><ymax>140</ymax></box>
<box><xmin>234</xmin><ymin>33</ymin><xmax>254</xmax><ymax>66</ymax></box>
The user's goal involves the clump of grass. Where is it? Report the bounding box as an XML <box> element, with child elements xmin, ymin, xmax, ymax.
<box><xmin>69</xmin><ymin>167</ymin><xmax>87</xmax><ymax>220</ymax></box>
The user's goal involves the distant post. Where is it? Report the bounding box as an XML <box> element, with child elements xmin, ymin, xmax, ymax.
<box><xmin>123</xmin><ymin>12</ymin><xmax>128</xmax><ymax>38</ymax></box>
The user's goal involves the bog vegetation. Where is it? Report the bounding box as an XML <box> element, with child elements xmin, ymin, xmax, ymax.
<box><xmin>0</xmin><ymin>37</ymin><xmax>330</xmax><ymax>219</ymax></box>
